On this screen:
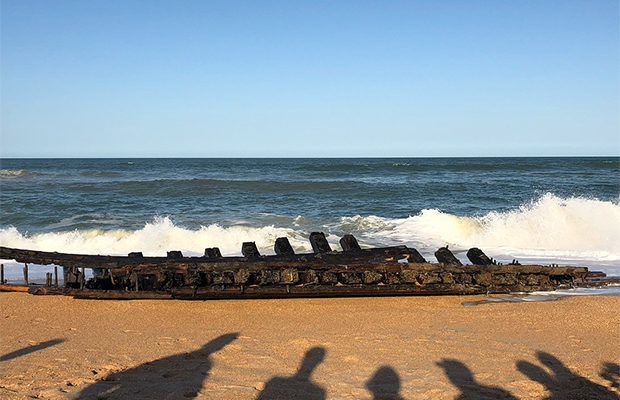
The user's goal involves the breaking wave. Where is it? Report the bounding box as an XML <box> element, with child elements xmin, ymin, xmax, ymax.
<box><xmin>0</xmin><ymin>169</ymin><xmax>37</xmax><ymax>178</ymax></box>
<box><xmin>0</xmin><ymin>217</ymin><xmax>314</xmax><ymax>257</ymax></box>
<box><xmin>341</xmin><ymin>193</ymin><xmax>620</xmax><ymax>261</ymax></box>
<box><xmin>0</xmin><ymin>194</ymin><xmax>619</xmax><ymax>263</ymax></box>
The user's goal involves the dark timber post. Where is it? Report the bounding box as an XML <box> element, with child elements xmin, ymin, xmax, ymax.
<box><xmin>80</xmin><ymin>267</ymin><xmax>85</xmax><ymax>289</ymax></box>
<box><xmin>204</xmin><ymin>247</ymin><xmax>222</xmax><ymax>258</ymax></box>
<box><xmin>1</xmin><ymin>264</ymin><xmax>4</xmax><ymax>284</ymax></box>
<box><xmin>54</xmin><ymin>266</ymin><xmax>58</xmax><ymax>287</ymax></box>
<box><xmin>274</xmin><ymin>237</ymin><xmax>295</xmax><ymax>256</ymax></box>
<box><xmin>466</xmin><ymin>248</ymin><xmax>493</xmax><ymax>265</ymax></box>
<box><xmin>339</xmin><ymin>234</ymin><xmax>361</xmax><ymax>252</ymax></box>
<box><xmin>309</xmin><ymin>232</ymin><xmax>332</xmax><ymax>253</ymax></box>
<box><xmin>434</xmin><ymin>247</ymin><xmax>462</xmax><ymax>265</ymax></box>
<box><xmin>167</xmin><ymin>251</ymin><xmax>183</xmax><ymax>259</ymax></box>
<box><xmin>242</xmin><ymin>242</ymin><xmax>261</xmax><ymax>258</ymax></box>
<box><xmin>23</xmin><ymin>264</ymin><xmax>29</xmax><ymax>285</ymax></box>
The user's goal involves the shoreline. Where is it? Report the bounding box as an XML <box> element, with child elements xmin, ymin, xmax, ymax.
<box><xmin>1</xmin><ymin>292</ymin><xmax>618</xmax><ymax>399</ymax></box>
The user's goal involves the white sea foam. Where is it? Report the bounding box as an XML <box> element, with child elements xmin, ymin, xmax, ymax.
<box><xmin>0</xmin><ymin>217</ymin><xmax>313</xmax><ymax>257</ymax></box>
<box><xmin>0</xmin><ymin>169</ymin><xmax>32</xmax><ymax>177</ymax></box>
<box><xmin>1</xmin><ymin>194</ymin><xmax>619</xmax><ymax>274</ymax></box>
<box><xmin>337</xmin><ymin>194</ymin><xmax>620</xmax><ymax>275</ymax></box>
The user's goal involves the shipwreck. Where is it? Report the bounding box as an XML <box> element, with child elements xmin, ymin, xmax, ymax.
<box><xmin>0</xmin><ymin>233</ymin><xmax>614</xmax><ymax>299</ymax></box>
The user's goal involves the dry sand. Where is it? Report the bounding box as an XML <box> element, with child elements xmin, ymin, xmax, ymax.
<box><xmin>0</xmin><ymin>292</ymin><xmax>618</xmax><ymax>399</ymax></box>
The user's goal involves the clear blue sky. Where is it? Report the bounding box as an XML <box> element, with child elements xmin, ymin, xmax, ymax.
<box><xmin>1</xmin><ymin>0</ymin><xmax>618</xmax><ymax>157</ymax></box>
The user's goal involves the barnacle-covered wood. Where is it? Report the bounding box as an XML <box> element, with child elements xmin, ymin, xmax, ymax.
<box><xmin>0</xmin><ymin>245</ymin><xmax>593</xmax><ymax>300</ymax></box>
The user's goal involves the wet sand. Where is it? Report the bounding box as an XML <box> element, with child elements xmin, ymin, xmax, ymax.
<box><xmin>0</xmin><ymin>292</ymin><xmax>618</xmax><ymax>399</ymax></box>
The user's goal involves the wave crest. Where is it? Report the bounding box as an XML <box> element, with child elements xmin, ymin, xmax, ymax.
<box><xmin>344</xmin><ymin>194</ymin><xmax>620</xmax><ymax>260</ymax></box>
<box><xmin>0</xmin><ymin>217</ymin><xmax>313</xmax><ymax>256</ymax></box>
<box><xmin>0</xmin><ymin>169</ymin><xmax>34</xmax><ymax>178</ymax></box>
<box><xmin>1</xmin><ymin>194</ymin><xmax>619</xmax><ymax>262</ymax></box>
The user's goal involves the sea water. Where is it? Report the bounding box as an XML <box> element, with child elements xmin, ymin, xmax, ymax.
<box><xmin>1</xmin><ymin>157</ymin><xmax>619</xmax><ymax>284</ymax></box>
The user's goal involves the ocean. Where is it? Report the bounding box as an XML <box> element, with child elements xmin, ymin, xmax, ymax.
<box><xmin>1</xmin><ymin>157</ymin><xmax>619</xmax><ymax>281</ymax></box>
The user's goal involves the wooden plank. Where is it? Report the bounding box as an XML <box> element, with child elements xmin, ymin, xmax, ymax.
<box><xmin>0</xmin><ymin>245</ymin><xmax>425</xmax><ymax>268</ymax></box>
<box><xmin>0</xmin><ymin>284</ymin><xmax>30</xmax><ymax>292</ymax></box>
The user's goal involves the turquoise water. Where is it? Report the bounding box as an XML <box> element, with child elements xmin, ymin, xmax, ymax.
<box><xmin>1</xmin><ymin>157</ymin><xmax>619</xmax><ymax>275</ymax></box>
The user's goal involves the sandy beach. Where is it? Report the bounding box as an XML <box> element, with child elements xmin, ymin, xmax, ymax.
<box><xmin>0</xmin><ymin>292</ymin><xmax>618</xmax><ymax>399</ymax></box>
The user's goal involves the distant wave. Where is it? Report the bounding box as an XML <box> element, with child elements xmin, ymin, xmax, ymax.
<box><xmin>0</xmin><ymin>169</ymin><xmax>38</xmax><ymax>178</ymax></box>
<box><xmin>78</xmin><ymin>171</ymin><xmax>123</xmax><ymax>177</ymax></box>
<box><xmin>1</xmin><ymin>194</ymin><xmax>619</xmax><ymax>262</ymax></box>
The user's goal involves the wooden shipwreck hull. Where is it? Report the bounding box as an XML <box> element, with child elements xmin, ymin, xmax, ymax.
<box><xmin>0</xmin><ymin>233</ymin><xmax>609</xmax><ymax>300</ymax></box>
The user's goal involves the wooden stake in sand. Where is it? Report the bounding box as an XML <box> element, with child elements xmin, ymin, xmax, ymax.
<box><xmin>1</xmin><ymin>264</ymin><xmax>4</xmax><ymax>284</ymax></box>
<box><xmin>54</xmin><ymin>266</ymin><xmax>58</xmax><ymax>287</ymax></box>
<box><xmin>23</xmin><ymin>264</ymin><xmax>29</xmax><ymax>285</ymax></box>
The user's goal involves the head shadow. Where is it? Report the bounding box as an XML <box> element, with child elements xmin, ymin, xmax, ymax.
<box><xmin>436</xmin><ymin>358</ymin><xmax>518</xmax><ymax>399</ymax></box>
<box><xmin>366</xmin><ymin>365</ymin><xmax>404</xmax><ymax>400</ymax></box>
<box><xmin>257</xmin><ymin>346</ymin><xmax>327</xmax><ymax>400</ymax></box>
<box><xmin>517</xmin><ymin>351</ymin><xmax>617</xmax><ymax>399</ymax></box>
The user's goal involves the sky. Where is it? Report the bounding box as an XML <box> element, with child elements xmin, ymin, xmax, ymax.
<box><xmin>1</xmin><ymin>0</ymin><xmax>619</xmax><ymax>157</ymax></box>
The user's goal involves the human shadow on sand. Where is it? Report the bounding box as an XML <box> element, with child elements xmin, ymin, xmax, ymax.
<box><xmin>437</xmin><ymin>358</ymin><xmax>518</xmax><ymax>400</ymax></box>
<box><xmin>75</xmin><ymin>332</ymin><xmax>238</xmax><ymax>400</ymax></box>
<box><xmin>0</xmin><ymin>338</ymin><xmax>66</xmax><ymax>362</ymax></box>
<box><xmin>365</xmin><ymin>365</ymin><xmax>405</xmax><ymax>400</ymax></box>
<box><xmin>600</xmin><ymin>362</ymin><xmax>620</xmax><ymax>391</ymax></box>
<box><xmin>517</xmin><ymin>351</ymin><xmax>617</xmax><ymax>399</ymax></box>
<box><xmin>256</xmin><ymin>347</ymin><xmax>326</xmax><ymax>400</ymax></box>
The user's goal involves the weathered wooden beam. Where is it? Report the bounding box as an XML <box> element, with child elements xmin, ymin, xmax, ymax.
<box><xmin>466</xmin><ymin>248</ymin><xmax>493</xmax><ymax>265</ymax></box>
<box><xmin>204</xmin><ymin>247</ymin><xmax>222</xmax><ymax>258</ymax></box>
<box><xmin>435</xmin><ymin>247</ymin><xmax>462</xmax><ymax>265</ymax></box>
<box><xmin>23</xmin><ymin>264</ymin><xmax>29</xmax><ymax>285</ymax></box>
<box><xmin>310</xmin><ymin>232</ymin><xmax>332</xmax><ymax>253</ymax></box>
<box><xmin>54</xmin><ymin>266</ymin><xmax>58</xmax><ymax>287</ymax></box>
<box><xmin>405</xmin><ymin>248</ymin><xmax>427</xmax><ymax>263</ymax></box>
<box><xmin>0</xmin><ymin>284</ymin><xmax>30</xmax><ymax>292</ymax></box>
<box><xmin>0</xmin><ymin>245</ymin><xmax>604</xmax><ymax>300</ymax></box>
<box><xmin>167</xmin><ymin>251</ymin><xmax>183</xmax><ymax>259</ymax></box>
<box><xmin>274</xmin><ymin>237</ymin><xmax>295</xmax><ymax>256</ymax></box>
<box><xmin>340</xmin><ymin>234</ymin><xmax>361</xmax><ymax>252</ymax></box>
<box><xmin>0</xmin><ymin>245</ymin><xmax>423</xmax><ymax>268</ymax></box>
<box><xmin>0</xmin><ymin>263</ymin><xmax>3</xmax><ymax>284</ymax></box>
<box><xmin>242</xmin><ymin>242</ymin><xmax>260</xmax><ymax>258</ymax></box>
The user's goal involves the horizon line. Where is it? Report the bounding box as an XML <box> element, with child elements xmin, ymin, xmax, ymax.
<box><xmin>1</xmin><ymin>155</ymin><xmax>619</xmax><ymax>160</ymax></box>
